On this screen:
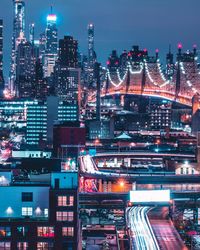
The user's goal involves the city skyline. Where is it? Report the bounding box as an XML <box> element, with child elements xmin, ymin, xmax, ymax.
<box><xmin>1</xmin><ymin>0</ymin><xmax>200</xmax><ymax>78</ymax></box>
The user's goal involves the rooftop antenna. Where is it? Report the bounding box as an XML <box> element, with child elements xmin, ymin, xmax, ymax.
<box><xmin>169</xmin><ymin>44</ymin><xmax>171</xmax><ymax>54</ymax></box>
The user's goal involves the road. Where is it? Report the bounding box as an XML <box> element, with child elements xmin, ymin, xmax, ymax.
<box><xmin>127</xmin><ymin>206</ymin><xmax>160</xmax><ymax>250</ymax></box>
<box><xmin>149</xmin><ymin>208</ymin><xmax>187</xmax><ymax>250</ymax></box>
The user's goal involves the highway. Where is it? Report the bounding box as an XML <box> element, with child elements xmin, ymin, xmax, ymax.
<box><xmin>94</xmin><ymin>151</ymin><xmax>195</xmax><ymax>159</ymax></box>
<box><xmin>148</xmin><ymin>208</ymin><xmax>187</xmax><ymax>250</ymax></box>
<box><xmin>80</xmin><ymin>155</ymin><xmax>200</xmax><ymax>185</ymax></box>
<box><xmin>127</xmin><ymin>206</ymin><xmax>160</xmax><ymax>250</ymax></box>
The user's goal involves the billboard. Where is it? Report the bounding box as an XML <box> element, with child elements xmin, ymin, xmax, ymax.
<box><xmin>130</xmin><ymin>190</ymin><xmax>170</xmax><ymax>203</ymax></box>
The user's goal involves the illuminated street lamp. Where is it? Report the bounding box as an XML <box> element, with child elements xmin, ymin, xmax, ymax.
<box><xmin>120</xmin><ymin>181</ymin><xmax>124</xmax><ymax>187</ymax></box>
<box><xmin>94</xmin><ymin>138</ymin><xmax>100</xmax><ymax>150</ymax></box>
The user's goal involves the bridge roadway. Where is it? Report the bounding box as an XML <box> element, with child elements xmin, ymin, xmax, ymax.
<box><xmin>80</xmin><ymin>155</ymin><xmax>198</xmax><ymax>183</ymax></box>
<box><xmin>94</xmin><ymin>152</ymin><xmax>195</xmax><ymax>159</ymax></box>
<box><xmin>79</xmin><ymin>191</ymin><xmax>200</xmax><ymax>209</ymax></box>
<box><xmin>81</xmin><ymin>172</ymin><xmax>200</xmax><ymax>184</ymax></box>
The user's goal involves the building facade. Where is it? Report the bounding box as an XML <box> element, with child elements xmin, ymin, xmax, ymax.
<box><xmin>0</xmin><ymin>19</ymin><xmax>4</xmax><ymax>95</ymax></box>
<box><xmin>44</xmin><ymin>14</ymin><xmax>58</xmax><ymax>78</ymax></box>
<box><xmin>0</xmin><ymin>171</ymin><xmax>80</xmax><ymax>250</ymax></box>
<box><xmin>10</xmin><ymin>0</ymin><xmax>25</xmax><ymax>94</ymax></box>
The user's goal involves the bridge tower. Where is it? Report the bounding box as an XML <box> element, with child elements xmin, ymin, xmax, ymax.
<box><xmin>175</xmin><ymin>44</ymin><xmax>182</xmax><ymax>99</ymax></box>
<box><xmin>126</xmin><ymin>67</ymin><xmax>130</xmax><ymax>93</ymax></box>
<box><xmin>191</xmin><ymin>93</ymin><xmax>200</xmax><ymax>134</ymax></box>
<box><xmin>95</xmin><ymin>62</ymin><xmax>101</xmax><ymax>121</ymax></box>
<box><xmin>105</xmin><ymin>75</ymin><xmax>109</xmax><ymax>94</ymax></box>
<box><xmin>141</xmin><ymin>63</ymin><xmax>146</xmax><ymax>94</ymax></box>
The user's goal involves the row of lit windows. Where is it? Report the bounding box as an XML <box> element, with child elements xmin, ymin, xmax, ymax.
<box><xmin>56</xmin><ymin>212</ymin><xmax>74</xmax><ymax>222</ymax></box>
<box><xmin>27</xmin><ymin>118</ymin><xmax>46</xmax><ymax>121</ymax></box>
<box><xmin>27</xmin><ymin>130</ymin><xmax>46</xmax><ymax>133</ymax></box>
<box><xmin>57</xmin><ymin>196</ymin><xmax>74</xmax><ymax>207</ymax></box>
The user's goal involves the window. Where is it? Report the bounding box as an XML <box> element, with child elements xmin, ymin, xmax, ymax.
<box><xmin>37</xmin><ymin>227</ymin><xmax>54</xmax><ymax>237</ymax></box>
<box><xmin>22</xmin><ymin>192</ymin><xmax>33</xmax><ymax>202</ymax></box>
<box><xmin>0</xmin><ymin>242</ymin><xmax>11</xmax><ymax>250</ymax></box>
<box><xmin>0</xmin><ymin>227</ymin><xmax>11</xmax><ymax>237</ymax></box>
<box><xmin>62</xmin><ymin>227</ymin><xmax>74</xmax><ymax>237</ymax></box>
<box><xmin>16</xmin><ymin>227</ymin><xmax>28</xmax><ymax>237</ymax></box>
<box><xmin>58</xmin><ymin>196</ymin><xmax>74</xmax><ymax>207</ymax></box>
<box><xmin>56</xmin><ymin>212</ymin><xmax>74</xmax><ymax>222</ymax></box>
<box><xmin>17</xmin><ymin>242</ymin><xmax>28</xmax><ymax>250</ymax></box>
<box><xmin>37</xmin><ymin>242</ymin><xmax>54</xmax><ymax>250</ymax></box>
<box><xmin>44</xmin><ymin>209</ymin><xmax>48</xmax><ymax>218</ymax></box>
<box><xmin>22</xmin><ymin>207</ymin><xmax>32</xmax><ymax>216</ymax></box>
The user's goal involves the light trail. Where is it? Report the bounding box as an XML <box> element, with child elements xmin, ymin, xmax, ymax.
<box><xmin>127</xmin><ymin>206</ymin><xmax>160</xmax><ymax>250</ymax></box>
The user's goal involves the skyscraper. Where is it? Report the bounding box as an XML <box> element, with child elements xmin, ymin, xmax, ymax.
<box><xmin>54</xmin><ymin>36</ymin><xmax>80</xmax><ymax>104</ymax></box>
<box><xmin>58</xmin><ymin>36</ymin><xmax>78</xmax><ymax>68</ymax></box>
<box><xmin>87</xmin><ymin>23</ymin><xmax>96</xmax><ymax>84</ymax></box>
<box><xmin>0</xmin><ymin>20</ymin><xmax>4</xmax><ymax>95</ymax></box>
<box><xmin>29</xmin><ymin>23</ymin><xmax>35</xmax><ymax>46</ymax></box>
<box><xmin>16</xmin><ymin>39</ymin><xmax>36</xmax><ymax>98</ymax></box>
<box><xmin>10</xmin><ymin>0</ymin><xmax>25</xmax><ymax>95</ymax></box>
<box><xmin>44</xmin><ymin>12</ymin><xmax>58</xmax><ymax>78</ymax></box>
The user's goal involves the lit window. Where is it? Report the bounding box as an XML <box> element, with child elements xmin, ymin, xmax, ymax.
<box><xmin>0</xmin><ymin>242</ymin><xmax>11</xmax><ymax>250</ymax></box>
<box><xmin>44</xmin><ymin>209</ymin><xmax>48</xmax><ymax>218</ymax></box>
<box><xmin>17</xmin><ymin>242</ymin><xmax>28</xmax><ymax>250</ymax></box>
<box><xmin>57</xmin><ymin>196</ymin><xmax>74</xmax><ymax>206</ymax></box>
<box><xmin>0</xmin><ymin>227</ymin><xmax>11</xmax><ymax>237</ymax></box>
<box><xmin>37</xmin><ymin>227</ymin><xmax>54</xmax><ymax>237</ymax></box>
<box><xmin>62</xmin><ymin>227</ymin><xmax>74</xmax><ymax>237</ymax></box>
<box><xmin>22</xmin><ymin>207</ymin><xmax>32</xmax><ymax>216</ymax></box>
<box><xmin>56</xmin><ymin>211</ymin><xmax>74</xmax><ymax>221</ymax></box>
<box><xmin>37</xmin><ymin>242</ymin><xmax>54</xmax><ymax>250</ymax></box>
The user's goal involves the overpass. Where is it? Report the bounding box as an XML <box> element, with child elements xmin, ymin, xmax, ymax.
<box><xmin>94</xmin><ymin>151</ymin><xmax>195</xmax><ymax>160</ymax></box>
<box><xmin>79</xmin><ymin>191</ymin><xmax>200</xmax><ymax>209</ymax></box>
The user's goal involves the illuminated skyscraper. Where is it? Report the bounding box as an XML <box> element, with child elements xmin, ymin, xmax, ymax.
<box><xmin>54</xmin><ymin>36</ymin><xmax>80</xmax><ymax>105</ymax></box>
<box><xmin>44</xmin><ymin>12</ymin><xmax>58</xmax><ymax>77</ymax></box>
<box><xmin>87</xmin><ymin>23</ymin><xmax>96</xmax><ymax>84</ymax></box>
<box><xmin>29</xmin><ymin>23</ymin><xmax>35</xmax><ymax>46</ymax></box>
<box><xmin>0</xmin><ymin>20</ymin><xmax>4</xmax><ymax>95</ymax></box>
<box><xmin>58</xmin><ymin>36</ymin><xmax>78</xmax><ymax>67</ymax></box>
<box><xmin>16</xmin><ymin>38</ymin><xmax>36</xmax><ymax>98</ymax></box>
<box><xmin>10</xmin><ymin>0</ymin><xmax>25</xmax><ymax>95</ymax></box>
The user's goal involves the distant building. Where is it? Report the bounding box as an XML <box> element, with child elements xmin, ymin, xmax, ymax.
<box><xmin>16</xmin><ymin>40</ymin><xmax>36</xmax><ymax>98</ymax></box>
<box><xmin>149</xmin><ymin>99</ymin><xmax>172</xmax><ymax>130</ymax></box>
<box><xmin>0</xmin><ymin>99</ymin><xmax>34</xmax><ymax>130</ymax></box>
<box><xmin>44</xmin><ymin>13</ymin><xmax>58</xmax><ymax>77</ymax></box>
<box><xmin>0</xmin><ymin>20</ymin><xmax>4</xmax><ymax>95</ymax></box>
<box><xmin>29</xmin><ymin>23</ymin><xmax>35</xmax><ymax>45</ymax></box>
<box><xmin>53</xmin><ymin>121</ymin><xmax>86</xmax><ymax>159</ymax></box>
<box><xmin>58</xmin><ymin>36</ymin><xmax>78</xmax><ymax>68</ymax></box>
<box><xmin>87</xmin><ymin>24</ymin><xmax>96</xmax><ymax>84</ymax></box>
<box><xmin>87</xmin><ymin>119</ymin><xmax>114</xmax><ymax>140</ymax></box>
<box><xmin>26</xmin><ymin>97</ymin><xmax>79</xmax><ymax>145</ymax></box>
<box><xmin>10</xmin><ymin>0</ymin><xmax>26</xmax><ymax>94</ymax></box>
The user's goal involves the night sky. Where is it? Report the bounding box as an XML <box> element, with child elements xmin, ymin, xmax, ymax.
<box><xmin>1</xmin><ymin>0</ymin><xmax>200</xmax><ymax>79</ymax></box>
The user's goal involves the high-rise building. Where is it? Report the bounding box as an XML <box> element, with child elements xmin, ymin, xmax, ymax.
<box><xmin>29</xmin><ymin>23</ymin><xmax>35</xmax><ymax>46</ymax></box>
<box><xmin>44</xmin><ymin>13</ymin><xmax>58</xmax><ymax>78</ymax></box>
<box><xmin>10</xmin><ymin>0</ymin><xmax>25</xmax><ymax>95</ymax></box>
<box><xmin>54</xmin><ymin>36</ymin><xmax>80</xmax><ymax>105</ymax></box>
<box><xmin>87</xmin><ymin>23</ymin><xmax>96</xmax><ymax>84</ymax></box>
<box><xmin>16</xmin><ymin>39</ymin><xmax>36</xmax><ymax>98</ymax></box>
<box><xmin>58</xmin><ymin>36</ymin><xmax>78</xmax><ymax>68</ymax></box>
<box><xmin>0</xmin><ymin>20</ymin><xmax>4</xmax><ymax>95</ymax></box>
<box><xmin>26</xmin><ymin>97</ymin><xmax>79</xmax><ymax>145</ymax></box>
<box><xmin>35</xmin><ymin>58</ymin><xmax>48</xmax><ymax>99</ymax></box>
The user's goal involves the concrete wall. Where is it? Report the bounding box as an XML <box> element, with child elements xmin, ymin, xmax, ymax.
<box><xmin>0</xmin><ymin>186</ymin><xmax>49</xmax><ymax>218</ymax></box>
